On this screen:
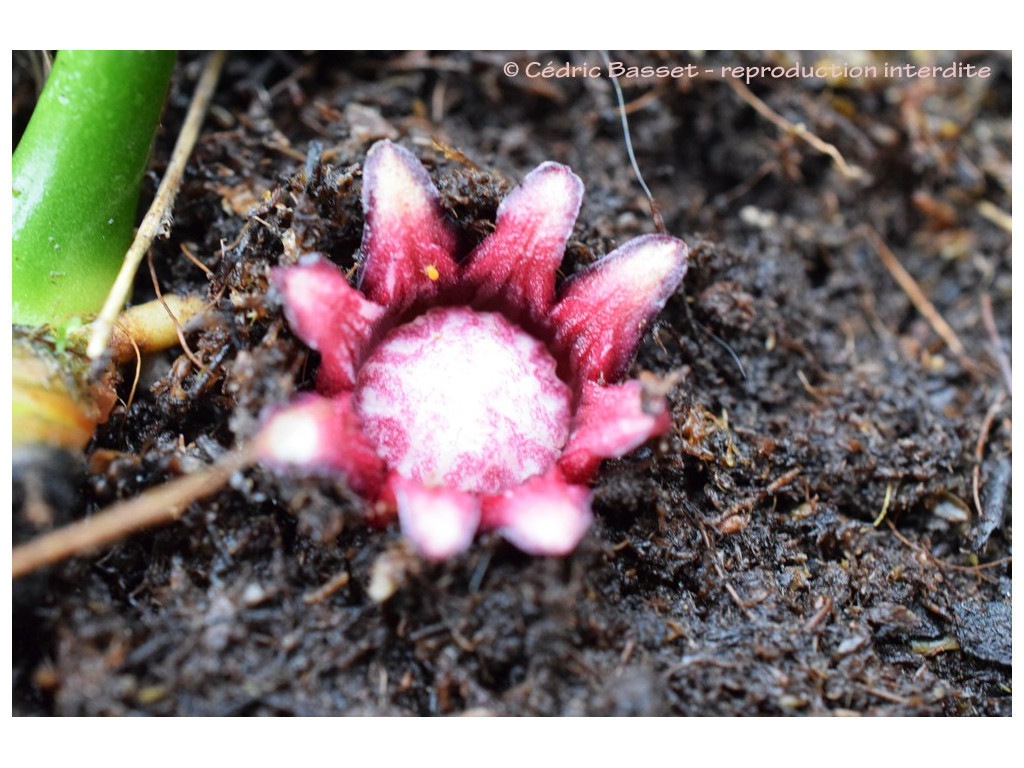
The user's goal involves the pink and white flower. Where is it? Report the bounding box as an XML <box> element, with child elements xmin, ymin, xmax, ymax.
<box><xmin>257</xmin><ymin>140</ymin><xmax>687</xmax><ymax>559</ymax></box>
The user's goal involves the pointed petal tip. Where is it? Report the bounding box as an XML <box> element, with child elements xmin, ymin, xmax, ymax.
<box><xmin>359</xmin><ymin>140</ymin><xmax>458</xmax><ymax>309</ymax></box>
<box><xmin>552</xmin><ymin>233</ymin><xmax>688</xmax><ymax>384</ymax></box>
<box><xmin>366</xmin><ymin>138</ymin><xmax>398</xmax><ymax>157</ymax></box>
<box><xmin>365</xmin><ymin>141</ymin><xmax>416</xmax><ymax>188</ymax></box>
<box><xmin>605</xmin><ymin>233</ymin><xmax>689</xmax><ymax>295</ymax></box>
<box><xmin>270</xmin><ymin>251</ymin><xmax>330</xmax><ymax>301</ymax></box>
<box><xmin>271</xmin><ymin>253</ymin><xmax>351</xmax><ymax>341</ymax></box>
<box><xmin>463</xmin><ymin>161</ymin><xmax>584</xmax><ymax>319</ymax></box>
<box><xmin>392</xmin><ymin>476</ymin><xmax>482</xmax><ymax>560</ymax></box>
<box><xmin>256</xmin><ymin>395</ymin><xmax>329</xmax><ymax>468</ymax></box>
<box><xmin>558</xmin><ymin>380</ymin><xmax>672</xmax><ymax>483</ymax></box>
<box><xmin>255</xmin><ymin>394</ymin><xmax>387</xmax><ymax>497</ymax></box>
<box><xmin>362</xmin><ymin>139</ymin><xmax>441</xmax><ymax>212</ymax></box>
<box><xmin>508</xmin><ymin>161</ymin><xmax>584</xmax><ymax>215</ymax></box>
<box><xmin>483</xmin><ymin>473</ymin><xmax>593</xmax><ymax>556</ymax></box>
<box><xmin>272</xmin><ymin>254</ymin><xmax>386</xmax><ymax>393</ymax></box>
<box><xmin>365</xmin><ymin>138</ymin><xmax>407</xmax><ymax>161</ymax></box>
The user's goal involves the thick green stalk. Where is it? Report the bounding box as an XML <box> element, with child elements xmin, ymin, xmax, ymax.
<box><xmin>12</xmin><ymin>50</ymin><xmax>176</xmax><ymax>327</ymax></box>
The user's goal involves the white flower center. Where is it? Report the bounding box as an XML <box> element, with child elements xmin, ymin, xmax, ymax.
<box><xmin>354</xmin><ymin>307</ymin><xmax>572</xmax><ymax>494</ymax></box>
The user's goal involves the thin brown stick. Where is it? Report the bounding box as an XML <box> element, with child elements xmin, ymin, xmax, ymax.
<box><xmin>972</xmin><ymin>395</ymin><xmax>1005</xmax><ymax>523</ymax></box>
<box><xmin>147</xmin><ymin>251</ymin><xmax>205</xmax><ymax>371</ymax></box>
<box><xmin>884</xmin><ymin>518</ymin><xmax>1010</xmax><ymax>575</ymax></box>
<box><xmin>861</xmin><ymin>225</ymin><xmax>966</xmax><ymax>359</ymax></box>
<box><xmin>715</xmin><ymin>468</ymin><xmax>802</xmax><ymax>526</ymax></box>
<box><xmin>12</xmin><ymin>446</ymin><xmax>255</xmax><ymax>580</ymax></box>
<box><xmin>179</xmin><ymin>243</ymin><xmax>214</xmax><ymax>278</ymax></box>
<box><xmin>708</xmin><ymin>553</ymin><xmax>756</xmax><ymax>622</ymax></box>
<box><xmin>796</xmin><ymin>369</ymin><xmax>827</xmax><ymax>402</ymax></box>
<box><xmin>728</xmin><ymin>78</ymin><xmax>866</xmax><ymax>182</ymax></box>
<box><xmin>723</xmin><ymin>581</ymin><xmax>757</xmax><ymax>622</ymax></box>
<box><xmin>219</xmin><ymin>219</ymin><xmax>253</xmax><ymax>256</ymax></box>
<box><xmin>980</xmin><ymin>293</ymin><xmax>1012</xmax><ymax>393</ymax></box>
<box><xmin>803</xmin><ymin>595</ymin><xmax>833</xmax><ymax>632</ymax></box>
<box><xmin>121</xmin><ymin>329</ymin><xmax>142</xmax><ymax>415</ymax></box>
<box><xmin>621</xmin><ymin>85</ymin><xmax>666</xmax><ymax>116</ymax></box>
<box><xmin>303</xmin><ymin>570</ymin><xmax>351</xmax><ymax>605</ymax></box>
<box><xmin>88</xmin><ymin>51</ymin><xmax>227</xmax><ymax>359</ymax></box>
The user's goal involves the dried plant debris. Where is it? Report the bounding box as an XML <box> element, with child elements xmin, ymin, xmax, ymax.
<box><xmin>12</xmin><ymin>51</ymin><xmax>1011</xmax><ymax>716</ymax></box>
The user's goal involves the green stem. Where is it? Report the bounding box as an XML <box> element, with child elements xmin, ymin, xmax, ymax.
<box><xmin>12</xmin><ymin>50</ymin><xmax>176</xmax><ymax>328</ymax></box>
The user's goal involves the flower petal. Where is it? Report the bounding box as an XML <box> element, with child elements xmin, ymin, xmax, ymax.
<box><xmin>550</xmin><ymin>234</ymin><xmax>688</xmax><ymax>384</ymax></box>
<box><xmin>557</xmin><ymin>380</ymin><xmax>671</xmax><ymax>483</ymax></box>
<box><xmin>255</xmin><ymin>392</ymin><xmax>387</xmax><ymax>498</ymax></box>
<box><xmin>390</xmin><ymin>474</ymin><xmax>481</xmax><ymax>560</ymax></box>
<box><xmin>273</xmin><ymin>253</ymin><xmax>386</xmax><ymax>395</ymax></box>
<box><xmin>357</xmin><ymin>140</ymin><xmax>459</xmax><ymax>312</ymax></box>
<box><xmin>462</xmin><ymin>162</ymin><xmax>583</xmax><ymax>322</ymax></box>
<box><xmin>481</xmin><ymin>471</ymin><xmax>593</xmax><ymax>556</ymax></box>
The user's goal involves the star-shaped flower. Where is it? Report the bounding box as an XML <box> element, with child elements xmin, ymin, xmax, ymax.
<box><xmin>257</xmin><ymin>140</ymin><xmax>687</xmax><ymax>559</ymax></box>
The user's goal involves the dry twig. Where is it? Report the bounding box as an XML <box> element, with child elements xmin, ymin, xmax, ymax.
<box><xmin>728</xmin><ymin>79</ymin><xmax>866</xmax><ymax>182</ymax></box>
<box><xmin>303</xmin><ymin>570</ymin><xmax>352</xmax><ymax>605</ymax></box>
<box><xmin>120</xmin><ymin>329</ymin><xmax>142</xmax><ymax>416</ymax></box>
<box><xmin>980</xmin><ymin>293</ymin><xmax>1012</xmax><ymax>393</ymax></box>
<box><xmin>884</xmin><ymin>518</ymin><xmax>1010</xmax><ymax>576</ymax></box>
<box><xmin>860</xmin><ymin>225</ymin><xmax>968</xmax><ymax>360</ymax></box>
<box><xmin>147</xmin><ymin>251</ymin><xmax>206</xmax><ymax>371</ymax></box>
<box><xmin>12</xmin><ymin>446</ymin><xmax>255</xmax><ymax>579</ymax></box>
<box><xmin>972</xmin><ymin>395</ymin><xmax>1006</xmax><ymax>524</ymax></box>
<box><xmin>88</xmin><ymin>51</ymin><xmax>227</xmax><ymax>359</ymax></box>
<box><xmin>179</xmin><ymin>243</ymin><xmax>214</xmax><ymax>278</ymax></box>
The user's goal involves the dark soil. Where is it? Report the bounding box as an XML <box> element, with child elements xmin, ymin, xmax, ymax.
<box><xmin>12</xmin><ymin>51</ymin><xmax>1011</xmax><ymax>716</ymax></box>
